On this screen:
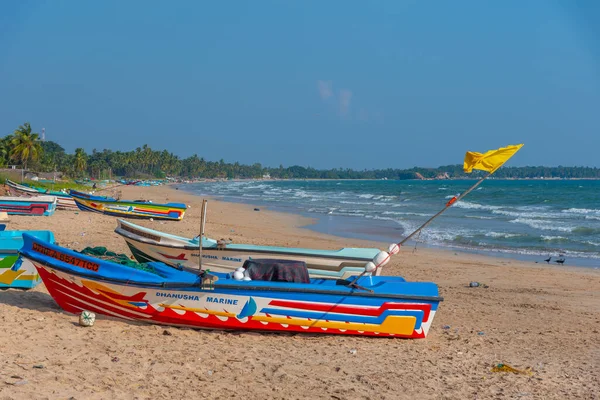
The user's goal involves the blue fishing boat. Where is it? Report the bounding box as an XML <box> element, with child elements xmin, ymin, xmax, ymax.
<box><xmin>0</xmin><ymin>230</ymin><xmax>55</xmax><ymax>289</ymax></box>
<box><xmin>20</xmin><ymin>234</ymin><xmax>442</xmax><ymax>338</ymax></box>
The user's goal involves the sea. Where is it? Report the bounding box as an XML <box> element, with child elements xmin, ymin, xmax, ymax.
<box><xmin>179</xmin><ymin>179</ymin><xmax>600</xmax><ymax>268</ymax></box>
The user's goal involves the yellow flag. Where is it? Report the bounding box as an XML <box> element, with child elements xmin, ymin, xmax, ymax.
<box><xmin>463</xmin><ymin>144</ymin><xmax>524</xmax><ymax>173</ymax></box>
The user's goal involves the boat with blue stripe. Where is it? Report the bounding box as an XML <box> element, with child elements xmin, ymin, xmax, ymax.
<box><xmin>19</xmin><ymin>233</ymin><xmax>442</xmax><ymax>338</ymax></box>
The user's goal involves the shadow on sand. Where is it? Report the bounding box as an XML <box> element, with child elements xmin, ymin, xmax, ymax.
<box><xmin>0</xmin><ymin>288</ymin><xmax>62</xmax><ymax>313</ymax></box>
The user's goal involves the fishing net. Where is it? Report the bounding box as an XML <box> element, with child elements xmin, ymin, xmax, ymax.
<box><xmin>78</xmin><ymin>246</ymin><xmax>158</xmax><ymax>274</ymax></box>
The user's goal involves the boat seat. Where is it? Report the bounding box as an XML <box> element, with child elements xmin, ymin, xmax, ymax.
<box><xmin>242</xmin><ymin>259</ymin><xmax>310</xmax><ymax>284</ymax></box>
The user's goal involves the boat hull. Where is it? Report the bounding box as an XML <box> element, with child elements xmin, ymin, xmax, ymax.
<box><xmin>0</xmin><ymin>230</ymin><xmax>55</xmax><ymax>289</ymax></box>
<box><xmin>0</xmin><ymin>257</ymin><xmax>40</xmax><ymax>289</ymax></box>
<box><xmin>71</xmin><ymin>193</ymin><xmax>186</xmax><ymax>221</ymax></box>
<box><xmin>5</xmin><ymin>180</ymin><xmax>77</xmax><ymax>210</ymax></box>
<box><xmin>20</xmin><ymin>235</ymin><xmax>441</xmax><ymax>338</ymax></box>
<box><xmin>32</xmin><ymin>265</ymin><xmax>438</xmax><ymax>338</ymax></box>
<box><xmin>0</xmin><ymin>196</ymin><xmax>57</xmax><ymax>216</ymax></box>
<box><xmin>115</xmin><ymin>219</ymin><xmax>381</xmax><ymax>279</ymax></box>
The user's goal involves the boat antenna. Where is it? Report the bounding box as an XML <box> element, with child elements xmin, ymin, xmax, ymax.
<box><xmin>348</xmin><ymin>144</ymin><xmax>524</xmax><ymax>288</ymax></box>
<box><xmin>198</xmin><ymin>199</ymin><xmax>208</xmax><ymax>270</ymax></box>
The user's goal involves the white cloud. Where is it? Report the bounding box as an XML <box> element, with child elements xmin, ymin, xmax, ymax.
<box><xmin>317</xmin><ymin>80</ymin><xmax>333</xmax><ymax>100</ymax></box>
<box><xmin>339</xmin><ymin>89</ymin><xmax>352</xmax><ymax>116</ymax></box>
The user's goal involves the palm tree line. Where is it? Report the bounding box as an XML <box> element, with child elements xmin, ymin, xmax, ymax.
<box><xmin>2</xmin><ymin>122</ymin><xmax>600</xmax><ymax>180</ymax></box>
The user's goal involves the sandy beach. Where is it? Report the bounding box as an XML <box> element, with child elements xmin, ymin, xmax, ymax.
<box><xmin>1</xmin><ymin>184</ymin><xmax>599</xmax><ymax>399</ymax></box>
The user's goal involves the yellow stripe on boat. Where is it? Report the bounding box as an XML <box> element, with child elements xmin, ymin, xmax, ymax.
<box><xmin>0</xmin><ymin>269</ymin><xmax>25</xmax><ymax>285</ymax></box>
<box><xmin>252</xmin><ymin>315</ymin><xmax>417</xmax><ymax>335</ymax></box>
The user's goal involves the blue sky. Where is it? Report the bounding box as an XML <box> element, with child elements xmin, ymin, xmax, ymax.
<box><xmin>1</xmin><ymin>1</ymin><xmax>598</xmax><ymax>169</ymax></box>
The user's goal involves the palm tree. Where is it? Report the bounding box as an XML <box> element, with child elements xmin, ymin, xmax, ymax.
<box><xmin>10</xmin><ymin>122</ymin><xmax>43</xmax><ymax>170</ymax></box>
<box><xmin>0</xmin><ymin>135</ymin><xmax>13</xmax><ymax>167</ymax></box>
<box><xmin>74</xmin><ymin>148</ymin><xmax>88</xmax><ymax>176</ymax></box>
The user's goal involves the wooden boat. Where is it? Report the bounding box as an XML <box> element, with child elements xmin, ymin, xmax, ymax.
<box><xmin>69</xmin><ymin>190</ymin><xmax>187</xmax><ymax>221</ymax></box>
<box><xmin>19</xmin><ymin>234</ymin><xmax>442</xmax><ymax>338</ymax></box>
<box><xmin>115</xmin><ymin>219</ymin><xmax>383</xmax><ymax>279</ymax></box>
<box><xmin>5</xmin><ymin>179</ymin><xmax>78</xmax><ymax>210</ymax></box>
<box><xmin>0</xmin><ymin>196</ymin><xmax>57</xmax><ymax>216</ymax></box>
<box><xmin>0</xmin><ymin>230</ymin><xmax>55</xmax><ymax>289</ymax></box>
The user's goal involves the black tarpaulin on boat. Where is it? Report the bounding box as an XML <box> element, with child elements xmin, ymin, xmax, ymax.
<box><xmin>243</xmin><ymin>259</ymin><xmax>310</xmax><ymax>283</ymax></box>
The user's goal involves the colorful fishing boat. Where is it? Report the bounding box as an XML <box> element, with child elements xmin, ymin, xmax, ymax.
<box><xmin>5</xmin><ymin>179</ymin><xmax>78</xmax><ymax>210</ymax></box>
<box><xmin>0</xmin><ymin>230</ymin><xmax>55</xmax><ymax>289</ymax></box>
<box><xmin>115</xmin><ymin>219</ymin><xmax>382</xmax><ymax>279</ymax></box>
<box><xmin>19</xmin><ymin>234</ymin><xmax>442</xmax><ymax>338</ymax></box>
<box><xmin>69</xmin><ymin>190</ymin><xmax>187</xmax><ymax>221</ymax></box>
<box><xmin>0</xmin><ymin>196</ymin><xmax>57</xmax><ymax>216</ymax></box>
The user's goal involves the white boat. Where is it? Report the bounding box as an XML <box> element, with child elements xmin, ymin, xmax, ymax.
<box><xmin>114</xmin><ymin>219</ymin><xmax>384</xmax><ymax>279</ymax></box>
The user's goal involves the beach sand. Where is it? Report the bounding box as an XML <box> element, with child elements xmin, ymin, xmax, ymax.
<box><xmin>1</xmin><ymin>185</ymin><xmax>599</xmax><ymax>399</ymax></box>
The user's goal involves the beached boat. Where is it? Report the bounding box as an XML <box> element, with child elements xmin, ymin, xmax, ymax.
<box><xmin>0</xmin><ymin>230</ymin><xmax>55</xmax><ymax>289</ymax></box>
<box><xmin>115</xmin><ymin>219</ymin><xmax>382</xmax><ymax>279</ymax></box>
<box><xmin>0</xmin><ymin>196</ymin><xmax>57</xmax><ymax>216</ymax></box>
<box><xmin>5</xmin><ymin>179</ymin><xmax>78</xmax><ymax>210</ymax></box>
<box><xmin>19</xmin><ymin>233</ymin><xmax>442</xmax><ymax>338</ymax></box>
<box><xmin>70</xmin><ymin>190</ymin><xmax>187</xmax><ymax>221</ymax></box>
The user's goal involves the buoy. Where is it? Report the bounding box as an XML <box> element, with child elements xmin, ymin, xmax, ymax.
<box><xmin>372</xmin><ymin>251</ymin><xmax>391</xmax><ymax>268</ymax></box>
<box><xmin>364</xmin><ymin>261</ymin><xmax>377</xmax><ymax>273</ymax></box>
<box><xmin>388</xmin><ymin>243</ymin><xmax>400</xmax><ymax>255</ymax></box>
<box><xmin>233</xmin><ymin>270</ymin><xmax>244</xmax><ymax>280</ymax></box>
<box><xmin>79</xmin><ymin>310</ymin><xmax>96</xmax><ymax>327</ymax></box>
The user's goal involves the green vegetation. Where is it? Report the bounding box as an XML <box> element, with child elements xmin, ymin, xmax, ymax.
<box><xmin>2</xmin><ymin>122</ymin><xmax>600</xmax><ymax>180</ymax></box>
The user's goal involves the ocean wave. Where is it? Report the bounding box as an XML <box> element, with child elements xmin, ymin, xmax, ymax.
<box><xmin>485</xmin><ymin>232</ymin><xmax>523</xmax><ymax>238</ymax></box>
<box><xmin>572</xmin><ymin>226</ymin><xmax>600</xmax><ymax>235</ymax></box>
<box><xmin>492</xmin><ymin>209</ymin><xmax>563</xmax><ymax>219</ymax></box>
<box><xmin>339</xmin><ymin>200</ymin><xmax>373</xmax><ymax>205</ymax></box>
<box><xmin>453</xmin><ymin>201</ymin><xmax>502</xmax><ymax>211</ymax></box>
<box><xmin>464</xmin><ymin>215</ymin><xmax>494</xmax><ymax>220</ymax></box>
<box><xmin>562</xmin><ymin>208</ymin><xmax>600</xmax><ymax>215</ymax></box>
<box><xmin>381</xmin><ymin>211</ymin><xmax>431</xmax><ymax>217</ymax></box>
<box><xmin>582</xmin><ymin>240</ymin><xmax>600</xmax><ymax>247</ymax></box>
<box><xmin>509</xmin><ymin>218</ymin><xmax>574</xmax><ymax>232</ymax></box>
<box><xmin>541</xmin><ymin>235</ymin><xmax>568</xmax><ymax>241</ymax></box>
<box><xmin>244</xmin><ymin>184</ymin><xmax>269</xmax><ymax>190</ymax></box>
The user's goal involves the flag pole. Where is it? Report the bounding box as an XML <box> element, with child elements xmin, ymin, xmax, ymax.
<box><xmin>348</xmin><ymin>171</ymin><xmax>495</xmax><ymax>288</ymax></box>
<box><xmin>348</xmin><ymin>143</ymin><xmax>523</xmax><ymax>288</ymax></box>
<box><xmin>397</xmin><ymin>143</ymin><xmax>523</xmax><ymax>247</ymax></box>
<box><xmin>198</xmin><ymin>199</ymin><xmax>208</xmax><ymax>270</ymax></box>
<box><xmin>397</xmin><ymin>170</ymin><xmax>492</xmax><ymax>246</ymax></box>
